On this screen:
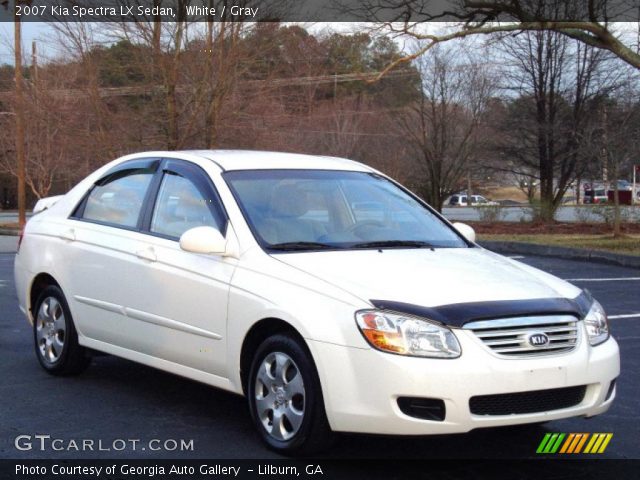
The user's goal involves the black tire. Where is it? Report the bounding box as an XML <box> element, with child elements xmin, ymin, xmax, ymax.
<box><xmin>33</xmin><ymin>285</ymin><xmax>91</xmax><ymax>376</ymax></box>
<box><xmin>248</xmin><ymin>333</ymin><xmax>334</xmax><ymax>455</ymax></box>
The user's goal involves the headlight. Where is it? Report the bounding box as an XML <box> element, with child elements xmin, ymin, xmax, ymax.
<box><xmin>584</xmin><ymin>299</ymin><xmax>609</xmax><ymax>346</ymax></box>
<box><xmin>355</xmin><ymin>310</ymin><xmax>461</xmax><ymax>358</ymax></box>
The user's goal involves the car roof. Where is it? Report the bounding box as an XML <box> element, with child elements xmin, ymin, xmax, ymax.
<box><xmin>129</xmin><ymin>150</ymin><xmax>375</xmax><ymax>172</ymax></box>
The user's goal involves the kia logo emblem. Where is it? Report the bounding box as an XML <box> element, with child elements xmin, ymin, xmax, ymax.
<box><xmin>528</xmin><ymin>332</ymin><xmax>550</xmax><ymax>347</ymax></box>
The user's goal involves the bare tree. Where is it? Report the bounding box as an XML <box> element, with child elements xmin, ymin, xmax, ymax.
<box><xmin>360</xmin><ymin>0</ymin><xmax>640</xmax><ymax>77</ymax></box>
<box><xmin>486</xmin><ymin>30</ymin><xmax>624</xmax><ymax>220</ymax></box>
<box><xmin>51</xmin><ymin>22</ymin><xmax>121</xmax><ymax>159</ymax></box>
<box><xmin>597</xmin><ymin>94</ymin><xmax>640</xmax><ymax>236</ymax></box>
<box><xmin>0</xmin><ymin>96</ymin><xmax>62</xmax><ymax>199</ymax></box>
<box><xmin>202</xmin><ymin>15</ymin><xmax>244</xmax><ymax>148</ymax></box>
<box><xmin>395</xmin><ymin>44</ymin><xmax>494</xmax><ymax>211</ymax></box>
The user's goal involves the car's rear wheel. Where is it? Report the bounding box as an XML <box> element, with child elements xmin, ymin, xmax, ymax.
<box><xmin>248</xmin><ymin>334</ymin><xmax>333</xmax><ymax>454</ymax></box>
<box><xmin>33</xmin><ymin>285</ymin><xmax>90</xmax><ymax>375</ymax></box>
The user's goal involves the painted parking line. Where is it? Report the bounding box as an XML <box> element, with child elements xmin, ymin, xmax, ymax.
<box><xmin>564</xmin><ymin>277</ymin><xmax>640</xmax><ymax>282</ymax></box>
<box><xmin>509</xmin><ymin>255</ymin><xmax>526</xmax><ymax>259</ymax></box>
<box><xmin>608</xmin><ymin>313</ymin><xmax>640</xmax><ymax>320</ymax></box>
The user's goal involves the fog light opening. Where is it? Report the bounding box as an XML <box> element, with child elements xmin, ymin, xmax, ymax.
<box><xmin>397</xmin><ymin>397</ymin><xmax>446</xmax><ymax>421</ymax></box>
<box><xmin>605</xmin><ymin>379</ymin><xmax>617</xmax><ymax>401</ymax></box>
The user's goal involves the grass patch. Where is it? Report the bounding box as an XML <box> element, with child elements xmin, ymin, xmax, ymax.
<box><xmin>479</xmin><ymin>233</ymin><xmax>640</xmax><ymax>256</ymax></box>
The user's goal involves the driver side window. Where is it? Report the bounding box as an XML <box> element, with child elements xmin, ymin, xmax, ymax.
<box><xmin>150</xmin><ymin>173</ymin><xmax>222</xmax><ymax>239</ymax></box>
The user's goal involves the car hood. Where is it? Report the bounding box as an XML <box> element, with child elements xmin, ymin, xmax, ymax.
<box><xmin>272</xmin><ymin>247</ymin><xmax>584</xmax><ymax>324</ymax></box>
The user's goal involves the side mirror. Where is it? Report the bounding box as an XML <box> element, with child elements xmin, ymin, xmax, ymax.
<box><xmin>179</xmin><ymin>226</ymin><xmax>227</xmax><ymax>255</ymax></box>
<box><xmin>452</xmin><ymin>222</ymin><xmax>476</xmax><ymax>243</ymax></box>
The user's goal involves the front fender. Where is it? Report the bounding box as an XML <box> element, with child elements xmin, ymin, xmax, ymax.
<box><xmin>225</xmin><ymin>261</ymin><xmax>371</xmax><ymax>393</ymax></box>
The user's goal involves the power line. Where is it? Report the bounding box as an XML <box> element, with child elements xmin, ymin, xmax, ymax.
<box><xmin>224</xmin><ymin>124</ymin><xmax>403</xmax><ymax>138</ymax></box>
<box><xmin>0</xmin><ymin>68</ymin><xmax>417</xmax><ymax>100</ymax></box>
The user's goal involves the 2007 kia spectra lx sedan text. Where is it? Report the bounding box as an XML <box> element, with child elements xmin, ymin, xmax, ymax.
<box><xmin>14</xmin><ymin>150</ymin><xmax>619</xmax><ymax>454</ymax></box>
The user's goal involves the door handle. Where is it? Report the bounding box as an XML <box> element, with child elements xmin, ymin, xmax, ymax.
<box><xmin>135</xmin><ymin>247</ymin><xmax>157</xmax><ymax>262</ymax></box>
<box><xmin>59</xmin><ymin>229</ymin><xmax>75</xmax><ymax>241</ymax></box>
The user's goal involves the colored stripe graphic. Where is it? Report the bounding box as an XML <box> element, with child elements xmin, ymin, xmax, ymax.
<box><xmin>537</xmin><ymin>433</ymin><xmax>565</xmax><ymax>453</ymax></box>
<box><xmin>564</xmin><ymin>433</ymin><xmax>585</xmax><ymax>453</ymax></box>
<box><xmin>537</xmin><ymin>433</ymin><xmax>613</xmax><ymax>454</ymax></box>
<box><xmin>597</xmin><ymin>433</ymin><xmax>613</xmax><ymax>453</ymax></box>
<box><xmin>573</xmin><ymin>433</ymin><xmax>589</xmax><ymax>454</ymax></box>
<box><xmin>584</xmin><ymin>433</ymin><xmax>613</xmax><ymax>454</ymax></box>
<box><xmin>550</xmin><ymin>433</ymin><xmax>565</xmax><ymax>453</ymax></box>
<box><xmin>584</xmin><ymin>434</ymin><xmax>599</xmax><ymax>453</ymax></box>
<box><xmin>536</xmin><ymin>433</ymin><xmax>552</xmax><ymax>453</ymax></box>
<box><xmin>559</xmin><ymin>433</ymin><xmax>575</xmax><ymax>453</ymax></box>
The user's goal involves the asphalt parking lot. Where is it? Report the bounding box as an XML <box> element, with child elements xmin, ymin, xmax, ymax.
<box><xmin>0</xmin><ymin>249</ymin><xmax>638</xmax><ymax>460</ymax></box>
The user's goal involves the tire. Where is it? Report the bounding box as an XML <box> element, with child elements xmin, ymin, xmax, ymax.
<box><xmin>33</xmin><ymin>285</ymin><xmax>91</xmax><ymax>376</ymax></box>
<box><xmin>248</xmin><ymin>333</ymin><xmax>334</xmax><ymax>455</ymax></box>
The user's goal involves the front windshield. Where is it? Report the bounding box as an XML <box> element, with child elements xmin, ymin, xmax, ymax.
<box><xmin>224</xmin><ymin>170</ymin><xmax>468</xmax><ymax>251</ymax></box>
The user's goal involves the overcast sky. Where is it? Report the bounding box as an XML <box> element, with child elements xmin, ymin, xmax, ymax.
<box><xmin>0</xmin><ymin>21</ymin><xmax>637</xmax><ymax>67</ymax></box>
<box><xmin>0</xmin><ymin>22</ymin><xmax>54</xmax><ymax>65</ymax></box>
<box><xmin>0</xmin><ymin>21</ymin><xmax>368</xmax><ymax>65</ymax></box>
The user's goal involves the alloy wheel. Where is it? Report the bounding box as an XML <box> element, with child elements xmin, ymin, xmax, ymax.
<box><xmin>254</xmin><ymin>352</ymin><xmax>305</xmax><ymax>441</ymax></box>
<box><xmin>35</xmin><ymin>296</ymin><xmax>66</xmax><ymax>364</ymax></box>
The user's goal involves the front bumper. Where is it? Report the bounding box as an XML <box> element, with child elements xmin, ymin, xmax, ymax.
<box><xmin>308</xmin><ymin>326</ymin><xmax>619</xmax><ymax>435</ymax></box>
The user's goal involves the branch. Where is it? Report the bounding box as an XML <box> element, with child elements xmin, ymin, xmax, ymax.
<box><xmin>374</xmin><ymin>21</ymin><xmax>640</xmax><ymax>81</ymax></box>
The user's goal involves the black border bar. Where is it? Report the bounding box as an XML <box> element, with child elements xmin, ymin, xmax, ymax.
<box><xmin>1</xmin><ymin>0</ymin><xmax>639</xmax><ymax>23</ymax></box>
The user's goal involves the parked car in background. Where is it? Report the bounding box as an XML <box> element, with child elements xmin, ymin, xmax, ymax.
<box><xmin>447</xmin><ymin>194</ymin><xmax>498</xmax><ymax>206</ymax></box>
<box><xmin>583</xmin><ymin>188</ymin><xmax>608</xmax><ymax>204</ymax></box>
<box><xmin>614</xmin><ymin>180</ymin><xmax>632</xmax><ymax>191</ymax></box>
<box><xmin>14</xmin><ymin>150</ymin><xmax>619</xmax><ymax>454</ymax></box>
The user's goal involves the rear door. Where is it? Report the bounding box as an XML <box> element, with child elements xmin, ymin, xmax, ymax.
<box><xmin>63</xmin><ymin>158</ymin><xmax>234</xmax><ymax>377</ymax></box>
<box><xmin>62</xmin><ymin>158</ymin><xmax>162</xmax><ymax>349</ymax></box>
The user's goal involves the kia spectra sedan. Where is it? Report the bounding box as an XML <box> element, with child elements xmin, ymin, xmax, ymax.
<box><xmin>14</xmin><ymin>150</ymin><xmax>619</xmax><ymax>454</ymax></box>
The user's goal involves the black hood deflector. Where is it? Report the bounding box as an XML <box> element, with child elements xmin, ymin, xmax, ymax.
<box><xmin>370</xmin><ymin>290</ymin><xmax>592</xmax><ymax>327</ymax></box>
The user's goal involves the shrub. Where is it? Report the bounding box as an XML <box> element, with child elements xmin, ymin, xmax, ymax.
<box><xmin>475</xmin><ymin>205</ymin><xmax>504</xmax><ymax>223</ymax></box>
<box><xmin>574</xmin><ymin>206</ymin><xmax>593</xmax><ymax>223</ymax></box>
<box><xmin>591</xmin><ymin>205</ymin><xmax>614</xmax><ymax>225</ymax></box>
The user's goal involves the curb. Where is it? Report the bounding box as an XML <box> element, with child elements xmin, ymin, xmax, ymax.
<box><xmin>0</xmin><ymin>228</ymin><xmax>19</xmax><ymax>236</ymax></box>
<box><xmin>480</xmin><ymin>241</ymin><xmax>640</xmax><ymax>270</ymax></box>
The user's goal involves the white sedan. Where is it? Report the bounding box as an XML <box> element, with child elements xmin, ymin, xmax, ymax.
<box><xmin>14</xmin><ymin>150</ymin><xmax>619</xmax><ymax>454</ymax></box>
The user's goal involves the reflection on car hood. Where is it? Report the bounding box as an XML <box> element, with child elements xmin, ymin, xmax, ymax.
<box><xmin>273</xmin><ymin>247</ymin><xmax>582</xmax><ymax>314</ymax></box>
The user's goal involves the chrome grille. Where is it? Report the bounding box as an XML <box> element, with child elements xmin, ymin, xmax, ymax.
<box><xmin>464</xmin><ymin>315</ymin><xmax>579</xmax><ymax>357</ymax></box>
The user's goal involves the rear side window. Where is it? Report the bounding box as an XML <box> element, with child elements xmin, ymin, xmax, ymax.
<box><xmin>81</xmin><ymin>172</ymin><xmax>153</xmax><ymax>228</ymax></box>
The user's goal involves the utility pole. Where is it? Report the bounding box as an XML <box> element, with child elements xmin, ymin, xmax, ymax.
<box><xmin>31</xmin><ymin>40</ymin><xmax>38</xmax><ymax>84</ymax></box>
<box><xmin>14</xmin><ymin>3</ymin><xmax>26</xmax><ymax>229</ymax></box>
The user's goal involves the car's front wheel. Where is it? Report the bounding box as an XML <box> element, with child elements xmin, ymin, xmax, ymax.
<box><xmin>248</xmin><ymin>334</ymin><xmax>333</xmax><ymax>454</ymax></box>
<box><xmin>33</xmin><ymin>285</ymin><xmax>91</xmax><ymax>375</ymax></box>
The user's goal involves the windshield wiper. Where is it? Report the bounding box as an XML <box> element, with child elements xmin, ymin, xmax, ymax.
<box><xmin>268</xmin><ymin>241</ymin><xmax>339</xmax><ymax>251</ymax></box>
<box><xmin>352</xmin><ymin>240</ymin><xmax>435</xmax><ymax>249</ymax></box>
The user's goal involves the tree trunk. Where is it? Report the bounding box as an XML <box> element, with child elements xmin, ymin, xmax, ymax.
<box><xmin>165</xmin><ymin>20</ymin><xmax>184</xmax><ymax>150</ymax></box>
<box><xmin>165</xmin><ymin>75</ymin><xmax>178</xmax><ymax>150</ymax></box>
<box><xmin>536</xmin><ymin>95</ymin><xmax>555</xmax><ymax>222</ymax></box>
<box><xmin>612</xmin><ymin>159</ymin><xmax>621</xmax><ymax>237</ymax></box>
